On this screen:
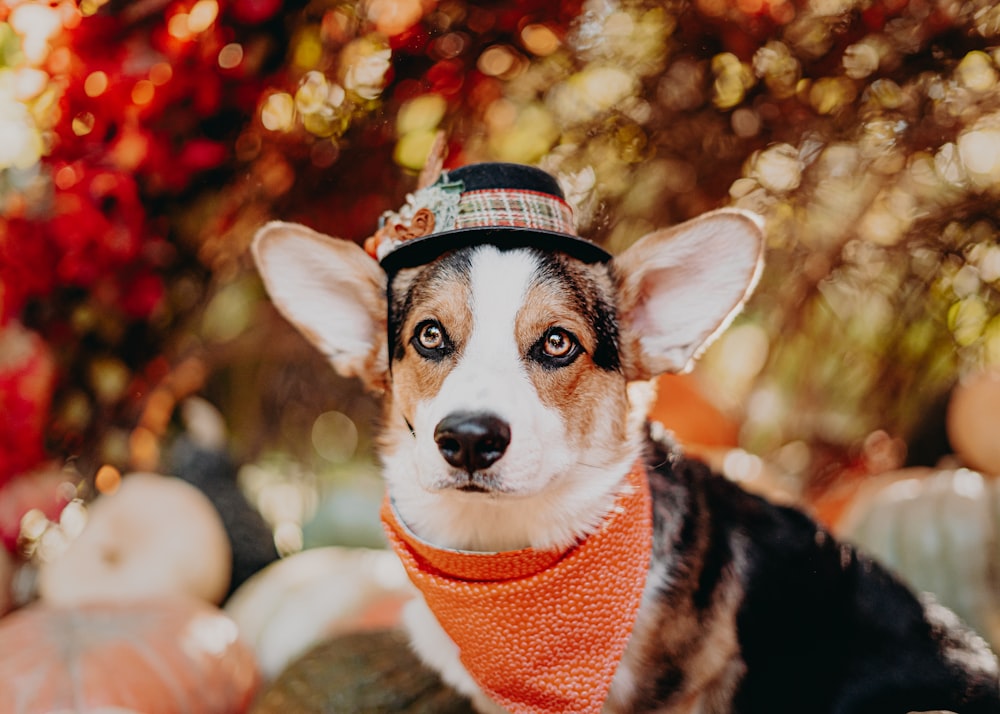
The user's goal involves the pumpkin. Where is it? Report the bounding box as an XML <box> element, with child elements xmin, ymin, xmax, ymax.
<box><xmin>648</xmin><ymin>373</ymin><xmax>739</xmax><ymax>453</ymax></box>
<box><xmin>838</xmin><ymin>467</ymin><xmax>1000</xmax><ymax>651</ymax></box>
<box><xmin>225</xmin><ymin>546</ymin><xmax>411</xmax><ymax>679</ymax></box>
<box><xmin>947</xmin><ymin>368</ymin><xmax>1000</xmax><ymax>476</ymax></box>
<box><xmin>38</xmin><ymin>472</ymin><xmax>232</xmax><ymax>606</ymax></box>
<box><xmin>0</xmin><ymin>466</ymin><xmax>73</xmax><ymax>555</ymax></box>
<box><xmin>0</xmin><ymin>596</ymin><xmax>260</xmax><ymax>714</ymax></box>
<box><xmin>251</xmin><ymin>629</ymin><xmax>474</xmax><ymax>714</ymax></box>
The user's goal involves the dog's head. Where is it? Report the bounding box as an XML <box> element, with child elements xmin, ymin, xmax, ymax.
<box><xmin>253</xmin><ymin>165</ymin><xmax>763</xmax><ymax>550</ymax></box>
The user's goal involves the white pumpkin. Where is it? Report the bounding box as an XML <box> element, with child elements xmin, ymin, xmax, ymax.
<box><xmin>224</xmin><ymin>546</ymin><xmax>411</xmax><ymax>680</ymax></box>
<box><xmin>838</xmin><ymin>467</ymin><xmax>1000</xmax><ymax>652</ymax></box>
<box><xmin>38</xmin><ymin>473</ymin><xmax>232</xmax><ymax>606</ymax></box>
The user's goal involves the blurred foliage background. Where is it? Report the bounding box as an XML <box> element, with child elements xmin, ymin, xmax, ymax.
<box><xmin>3</xmin><ymin>0</ymin><xmax>1000</xmax><ymax>593</ymax></box>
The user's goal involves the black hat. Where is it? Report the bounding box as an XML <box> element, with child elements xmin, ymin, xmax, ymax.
<box><xmin>369</xmin><ymin>162</ymin><xmax>611</xmax><ymax>273</ymax></box>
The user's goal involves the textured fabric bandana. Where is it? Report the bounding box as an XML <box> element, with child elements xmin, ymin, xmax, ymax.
<box><xmin>380</xmin><ymin>464</ymin><xmax>653</xmax><ymax>714</ymax></box>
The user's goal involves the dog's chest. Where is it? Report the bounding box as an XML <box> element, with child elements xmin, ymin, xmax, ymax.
<box><xmin>405</xmin><ymin>571</ymin><xmax>744</xmax><ymax>714</ymax></box>
<box><xmin>609</xmin><ymin>597</ymin><xmax>745</xmax><ymax>714</ymax></box>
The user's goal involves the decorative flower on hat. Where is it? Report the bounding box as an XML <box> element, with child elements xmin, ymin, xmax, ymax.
<box><xmin>364</xmin><ymin>176</ymin><xmax>463</xmax><ymax>260</ymax></box>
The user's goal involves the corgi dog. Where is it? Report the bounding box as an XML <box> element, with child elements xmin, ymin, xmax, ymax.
<box><xmin>252</xmin><ymin>162</ymin><xmax>999</xmax><ymax>714</ymax></box>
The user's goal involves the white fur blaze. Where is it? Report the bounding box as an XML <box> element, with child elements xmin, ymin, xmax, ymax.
<box><xmin>396</xmin><ymin>249</ymin><xmax>573</xmax><ymax>512</ymax></box>
<box><xmin>251</xmin><ymin>221</ymin><xmax>389</xmax><ymax>391</ymax></box>
<box><xmin>614</xmin><ymin>208</ymin><xmax>765</xmax><ymax>378</ymax></box>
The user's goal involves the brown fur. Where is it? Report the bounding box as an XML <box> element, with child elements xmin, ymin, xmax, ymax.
<box><xmin>390</xmin><ymin>267</ymin><xmax>474</xmax><ymax>429</ymax></box>
<box><xmin>517</xmin><ymin>267</ymin><xmax>629</xmax><ymax>453</ymax></box>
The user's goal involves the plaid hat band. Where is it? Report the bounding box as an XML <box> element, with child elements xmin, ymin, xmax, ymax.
<box><xmin>453</xmin><ymin>189</ymin><xmax>574</xmax><ymax>234</ymax></box>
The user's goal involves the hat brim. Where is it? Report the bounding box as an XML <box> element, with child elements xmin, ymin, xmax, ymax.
<box><xmin>379</xmin><ymin>227</ymin><xmax>612</xmax><ymax>274</ymax></box>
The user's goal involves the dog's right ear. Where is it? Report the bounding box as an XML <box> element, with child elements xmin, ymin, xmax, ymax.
<box><xmin>252</xmin><ymin>221</ymin><xmax>388</xmax><ymax>393</ymax></box>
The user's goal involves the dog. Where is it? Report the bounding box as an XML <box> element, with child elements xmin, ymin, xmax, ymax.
<box><xmin>252</xmin><ymin>162</ymin><xmax>1000</xmax><ymax>713</ymax></box>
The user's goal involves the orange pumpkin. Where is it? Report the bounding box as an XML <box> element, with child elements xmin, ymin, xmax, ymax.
<box><xmin>648</xmin><ymin>373</ymin><xmax>739</xmax><ymax>453</ymax></box>
<box><xmin>947</xmin><ymin>368</ymin><xmax>1000</xmax><ymax>476</ymax></box>
<box><xmin>0</xmin><ymin>596</ymin><xmax>260</xmax><ymax>714</ymax></box>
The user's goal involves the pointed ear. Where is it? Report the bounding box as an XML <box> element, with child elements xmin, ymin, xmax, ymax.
<box><xmin>252</xmin><ymin>221</ymin><xmax>389</xmax><ymax>392</ymax></box>
<box><xmin>614</xmin><ymin>208</ymin><xmax>764</xmax><ymax>379</ymax></box>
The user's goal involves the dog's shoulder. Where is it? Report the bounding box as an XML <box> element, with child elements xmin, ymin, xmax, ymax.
<box><xmin>642</xmin><ymin>437</ymin><xmax>1000</xmax><ymax>714</ymax></box>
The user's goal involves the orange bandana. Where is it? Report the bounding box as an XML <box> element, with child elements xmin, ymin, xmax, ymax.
<box><xmin>380</xmin><ymin>465</ymin><xmax>653</xmax><ymax>714</ymax></box>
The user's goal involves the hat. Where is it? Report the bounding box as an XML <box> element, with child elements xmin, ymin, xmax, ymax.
<box><xmin>366</xmin><ymin>162</ymin><xmax>611</xmax><ymax>273</ymax></box>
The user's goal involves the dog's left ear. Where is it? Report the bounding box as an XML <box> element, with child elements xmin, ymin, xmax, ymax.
<box><xmin>614</xmin><ymin>208</ymin><xmax>764</xmax><ymax>379</ymax></box>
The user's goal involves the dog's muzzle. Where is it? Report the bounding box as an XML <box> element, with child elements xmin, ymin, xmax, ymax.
<box><xmin>434</xmin><ymin>411</ymin><xmax>511</xmax><ymax>475</ymax></box>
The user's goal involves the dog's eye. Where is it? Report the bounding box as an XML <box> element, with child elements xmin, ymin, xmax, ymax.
<box><xmin>418</xmin><ymin>323</ymin><xmax>443</xmax><ymax>349</ymax></box>
<box><xmin>530</xmin><ymin>327</ymin><xmax>581</xmax><ymax>368</ymax></box>
<box><xmin>544</xmin><ymin>330</ymin><xmax>573</xmax><ymax>357</ymax></box>
<box><xmin>412</xmin><ymin>320</ymin><xmax>452</xmax><ymax>359</ymax></box>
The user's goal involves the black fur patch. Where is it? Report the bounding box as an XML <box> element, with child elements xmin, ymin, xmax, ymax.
<box><xmin>636</xmin><ymin>437</ymin><xmax>1000</xmax><ymax>714</ymax></box>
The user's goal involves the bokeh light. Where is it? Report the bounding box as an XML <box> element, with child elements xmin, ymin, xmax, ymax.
<box><xmin>94</xmin><ymin>465</ymin><xmax>121</xmax><ymax>495</ymax></box>
<box><xmin>218</xmin><ymin>43</ymin><xmax>244</xmax><ymax>70</ymax></box>
<box><xmin>311</xmin><ymin>411</ymin><xmax>358</xmax><ymax>465</ymax></box>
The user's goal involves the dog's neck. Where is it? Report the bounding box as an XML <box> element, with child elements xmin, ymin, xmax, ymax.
<box><xmin>380</xmin><ymin>463</ymin><xmax>653</xmax><ymax>713</ymax></box>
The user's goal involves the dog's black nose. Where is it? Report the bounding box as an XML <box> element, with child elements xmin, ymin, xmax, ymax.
<box><xmin>434</xmin><ymin>411</ymin><xmax>511</xmax><ymax>473</ymax></box>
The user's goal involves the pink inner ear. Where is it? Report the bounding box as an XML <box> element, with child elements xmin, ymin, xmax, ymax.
<box><xmin>617</xmin><ymin>210</ymin><xmax>764</xmax><ymax>376</ymax></box>
<box><xmin>630</xmin><ymin>278</ymin><xmax>666</xmax><ymax>334</ymax></box>
<box><xmin>252</xmin><ymin>222</ymin><xmax>389</xmax><ymax>390</ymax></box>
